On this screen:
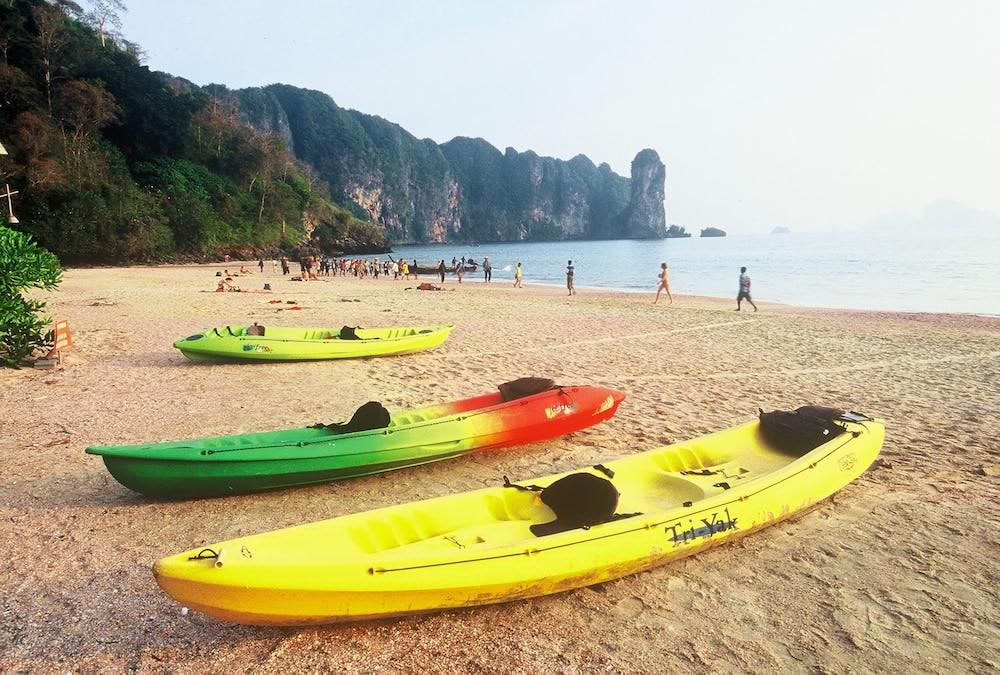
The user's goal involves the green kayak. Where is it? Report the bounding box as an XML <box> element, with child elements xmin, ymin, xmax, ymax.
<box><xmin>85</xmin><ymin>382</ymin><xmax>626</xmax><ymax>499</ymax></box>
<box><xmin>174</xmin><ymin>324</ymin><xmax>453</xmax><ymax>362</ymax></box>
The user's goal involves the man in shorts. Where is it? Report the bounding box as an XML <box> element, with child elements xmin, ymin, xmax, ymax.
<box><xmin>566</xmin><ymin>259</ymin><xmax>576</xmax><ymax>295</ymax></box>
<box><xmin>736</xmin><ymin>266</ymin><xmax>758</xmax><ymax>312</ymax></box>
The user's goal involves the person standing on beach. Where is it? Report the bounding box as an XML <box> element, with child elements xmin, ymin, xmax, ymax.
<box><xmin>455</xmin><ymin>259</ymin><xmax>464</xmax><ymax>284</ymax></box>
<box><xmin>655</xmin><ymin>262</ymin><xmax>673</xmax><ymax>304</ymax></box>
<box><xmin>483</xmin><ymin>257</ymin><xmax>492</xmax><ymax>283</ymax></box>
<box><xmin>514</xmin><ymin>262</ymin><xmax>523</xmax><ymax>288</ymax></box>
<box><xmin>566</xmin><ymin>260</ymin><xmax>576</xmax><ymax>295</ymax></box>
<box><xmin>258</xmin><ymin>257</ymin><xmax>264</xmax><ymax>273</ymax></box>
<box><xmin>736</xmin><ymin>266</ymin><xmax>758</xmax><ymax>311</ymax></box>
<box><xmin>438</xmin><ymin>260</ymin><xmax>446</xmax><ymax>283</ymax></box>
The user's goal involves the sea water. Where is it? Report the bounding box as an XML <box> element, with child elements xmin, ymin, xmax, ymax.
<box><xmin>390</xmin><ymin>230</ymin><xmax>1000</xmax><ymax>315</ymax></box>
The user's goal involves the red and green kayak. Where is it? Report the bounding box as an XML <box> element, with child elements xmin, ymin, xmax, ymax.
<box><xmin>85</xmin><ymin>381</ymin><xmax>625</xmax><ymax>499</ymax></box>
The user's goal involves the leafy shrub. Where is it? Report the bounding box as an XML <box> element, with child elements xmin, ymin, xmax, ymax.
<box><xmin>0</xmin><ymin>226</ymin><xmax>63</xmax><ymax>367</ymax></box>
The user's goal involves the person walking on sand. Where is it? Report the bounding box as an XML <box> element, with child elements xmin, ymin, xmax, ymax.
<box><xmin>513</xmin><ymin>262</ymin><xmax>523</xmax><ymax>288</ymax></box>
<box><xmin>655</xmin><ymin>262</ymin><xmax>673</xmax><ymax>304</ymax></box>
<box><xmin>483</xmin><ymin>257</ymin><xmax>492</xmax><ymax>283</ymax></box>
<box><xmin>438</xmin><ymin>260</ymin><xmax>446</xmax><ymax>283</ymax></box>
<box><xmin>455</xmin><ymin>259</ymin><xmax>464</xmax><ymax>284</ymax></box>
<box><xmin>566</xmin><ymin>259</ymin><xmax>576</xmax><ymax>296</ymax></box>
<box><xmin>736</xmin><ymin>266</ymin><xmax>758</xmax><ymax>312</ymax></box>
<box><xmin>258</xmin><ymin>257</ymin><xmax>264</xmax><ymax>273</ymax></box>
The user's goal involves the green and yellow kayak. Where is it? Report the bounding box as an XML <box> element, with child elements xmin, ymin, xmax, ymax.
<box><xmin>153</xmin><ymin>409</ymin><xmax>884</xmax><ymax>625</ymax></box>
<box><xmin>173</xmin><ymin>324</ymin><xmax>453</xmax><ymax>362</ymax></box>
<box><xmin>87</xmin><ymin>382</ymin><xmax>625</xmax><ymax>498</ymax></box>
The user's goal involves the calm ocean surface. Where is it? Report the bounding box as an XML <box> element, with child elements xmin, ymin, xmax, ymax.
<box><xmin>390</xmin><ymin>231</ymin><xmax>1000</xmax><ymax>315</ymax></box>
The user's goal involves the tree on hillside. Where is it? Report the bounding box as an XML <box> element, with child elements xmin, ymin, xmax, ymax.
<box><xmin>54</xmin><ymin>79</ymin><xmax>118</xmax><ymax>178</ymax></box>
<box><xmin>13</xmin><ymin>111</ymin><xmax>66</xmax><ymax>189</ymax></box>
<box><xmin>0</xmin><ymin>8</ymin><xmax>28</xmax><ymax>65</ymax></box>
<box><xmin>31</xmin><ymin>3</ymin><xmax>69</xmax><ymax>115</ymax></box>
<box><xmin>83</xmin><ymin>0</ymin><xmax>126</xmax><ymax>48</ymax></box>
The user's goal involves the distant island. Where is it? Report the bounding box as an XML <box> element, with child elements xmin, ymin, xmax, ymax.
<box><xmin>665</xmin><ymin>225</ymin><xmax>691</xmax><ymax>238</ymax></box>
<box><xmin>771</xmin><ymin>226</ymin><xmax>791</xmax><ymax>235</ymax></box>
<box><xmin>700</xmin><ymin>227</ymin><xmax>727</xmax><ymax>238</ymax></box>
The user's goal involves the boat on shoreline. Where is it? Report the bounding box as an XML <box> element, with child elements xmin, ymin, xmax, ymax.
<box><xmin>173</xmin><ymin>324</ymin><xmax>453</xmax><ymax>362</ymax></box>
<box><xmin>88</xmin><ymin>382</ymin><xmax>626</xmax><ymax>498</ymax></box>
<box><xmin>153</xmin><ymin>408</ymin><xmax>883</xmax><ymax>625</ymax></box>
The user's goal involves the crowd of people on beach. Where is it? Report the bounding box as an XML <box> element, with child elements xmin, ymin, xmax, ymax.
<box><xmin>214</xmin><ymin>253</ymin><xmax>760</xmax><ymax>310</ymax></box>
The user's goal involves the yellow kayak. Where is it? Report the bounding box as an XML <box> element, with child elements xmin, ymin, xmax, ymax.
<box><xmin>154</xmin><ymin>408</ymin><xmax>884</xmax><ymax>625</ymax></box>
<box><xmin>173</xmin><ymin>324</ymin><xmax>453</xmax><ymax>362</ymax></box>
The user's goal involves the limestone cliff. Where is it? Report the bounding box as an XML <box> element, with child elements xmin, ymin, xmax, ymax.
<box><xmin>625</xmin><ymin>149</ymin><xmax>667</xmax><ymax>238</ymax></box>
<box><xmin>226</xmin><ymin>83</ymin><xmax>665</xmax><ymax>244</ymax></box>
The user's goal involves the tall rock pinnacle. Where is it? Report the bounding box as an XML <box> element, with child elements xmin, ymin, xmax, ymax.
<box><xmin>625</xmin><ymin>149</ymin><xmax>667</xmax><ymax>238</ymax></box>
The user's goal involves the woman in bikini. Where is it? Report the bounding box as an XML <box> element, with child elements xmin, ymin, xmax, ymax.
<box><xmin>655</xmin><ymin>262</ymin><xmax>673</xmax><ymax>304</ymax></box>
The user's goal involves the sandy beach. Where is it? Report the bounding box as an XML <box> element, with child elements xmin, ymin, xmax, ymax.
<box><xmin>2</xmin><ymin>264</ymin><xmax>998</xmax><ymax>672</ymax></box>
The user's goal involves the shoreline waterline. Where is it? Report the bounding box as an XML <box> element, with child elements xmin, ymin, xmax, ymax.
<box><xmin>69</xmin><ymin>261</ymin><xmax>1000</xmax><ymax>319</ymax></box>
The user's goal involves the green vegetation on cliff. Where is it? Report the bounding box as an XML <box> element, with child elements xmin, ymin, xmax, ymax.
<box><xmin>0</xmin><ymin>0</ymin><xmax>383</xmax><ymax>262</ymax></box>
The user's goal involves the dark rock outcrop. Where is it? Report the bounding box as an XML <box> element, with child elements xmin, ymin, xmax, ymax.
<box><xmin>625</xmin><ymin>149</ymin><xmax>667</xmax><ymax>238</ymax></box>
<box><xmin>701</xmin><ymin>227</ymin><xmax>727</xmax><ymax>237</ymax></box>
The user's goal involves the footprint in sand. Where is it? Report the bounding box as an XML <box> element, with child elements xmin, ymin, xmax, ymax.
<box><xmin>612</xmin><ymin>596</ymin><xmax>646</xmax><ymax>620</ymax></box>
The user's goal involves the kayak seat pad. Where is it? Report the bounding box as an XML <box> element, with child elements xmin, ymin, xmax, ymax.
<box><xmin>530</xmin><ymin>472</ymin><xmax>620</xmax><ymax>537</ymax></box>
<box><xmin>759</xmin><ymin>405</ymin><xmax>846</xmax><ymax>455</ymax></box>
<box><xmin>498</xmin><ymin>377</ymin><xmax>557</xmax><ymax>402</ymax></box>
<box><xmin>326</xmin><ymin>401</ymin><xmax>391</xmax><ymax>434</ymax></box>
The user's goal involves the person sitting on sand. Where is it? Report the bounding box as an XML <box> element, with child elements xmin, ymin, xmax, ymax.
<box><xmin>514</xmin><ymin>262</ymin><xmax>523</xmax><ymax>288</ymax></box>
<box><xmin>655</xmin><ymin>262</ymin><xmax>673</xmax><ymax>304</ymax></box>
<box><xmin>240</xmin><ymin>265</ymin><xmax>251</xmax><ymax>275</ymax></box>
<box><xmin>736</xmin><ymin>266</ymin><xmax>758</xmax><ymax>312</ymax></box>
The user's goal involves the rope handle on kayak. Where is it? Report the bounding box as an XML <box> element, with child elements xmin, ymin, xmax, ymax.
<box><xmin>188</xmin><ymin>548</ymin><xmax>218</xmax><ymax>561</ymax></box>
<box><xmin>188</xmin><ymin>547</ymin><xmax>226</xmax><ymax>567</ymax></box>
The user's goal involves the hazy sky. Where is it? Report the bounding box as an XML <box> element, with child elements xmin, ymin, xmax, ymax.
<box><xmin>121</xmin><ymin>1</ymin><xmax>1000</xmax><ymax>233</ymax></box>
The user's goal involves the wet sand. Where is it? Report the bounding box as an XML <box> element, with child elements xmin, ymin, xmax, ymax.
<box><xmin>2</xmin><ymin>264</ymin><xmax>998</xmax><ymax>671</ymax></box>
